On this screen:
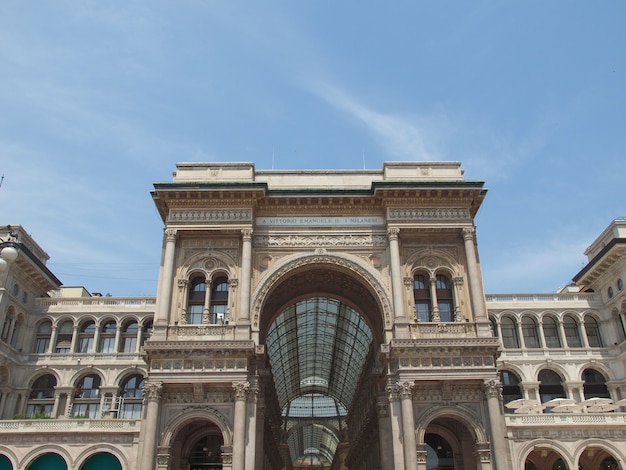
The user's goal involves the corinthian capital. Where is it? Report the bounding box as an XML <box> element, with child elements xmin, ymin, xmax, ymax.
<box><xmin>462</xmin><ymin>227</ymin><xmax>475</xmax><ymax>241</ymax></box>
<box><xmin>398</xmin><ymin>381</ymin><xmax>415</xmax><ymax>399</ymax></box>
<box><xmin>387</xmin><ymin>227</ymin><xmax>400</xmax><ymax>240</ymax></box>
<box><xmin>143</xmin><ymin>382</ymin><xmax>163</xmax><ymax>402</ymax></box>
<box><xmin>242</xmin><ymin>228</ymin><xmax>253</xmax><ymax>240</ymax></box>
<box><xmin>164</xmin><ymin>228</ymin><xmax>178</xmax><ymax>242</ymax></box>
<box><xmin>233</xmin><ymin>381</ymin><xmax>250</xmax><ymax>400</ymax></box>
<box><xmin>483</xmin><ymin>379</ymin><xmax>502</xmax><ymax>399</ymax></box>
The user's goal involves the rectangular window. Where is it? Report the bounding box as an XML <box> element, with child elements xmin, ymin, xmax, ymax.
<box><xmin>34</xmin><ymin>338</ymin><xmax>49</xmax><ymax>354</ymax></box>
<box><xmin>99</xmin><ymin>337</ymin><xmax>115</xmax><ymax>353</ymax></box>
<box><xmin>79</xmin><ymin>337</ymin><xmax>93</xmax><ymax>353</ymax></box>
<box><xmin>122</xmin><ymin>337</ymin><xmax>137</xmax><ymax>353</ymax></box>
<box><xmin>415</xmin><ymin>303</ymin><xmax>429</xmax><ymax>322</ymax></box>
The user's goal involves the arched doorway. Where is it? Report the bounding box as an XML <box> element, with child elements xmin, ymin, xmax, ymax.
<box><xmin>0</xmin><ymin>454</ymin><xmax>12</xmax><ymax>470</ymax></box>
<box><xmin>257</xmin><ymin>260</ymin><xmax>387</xmax><ymax>468</ymax></box>
<box><xmin>26</xmin><ymin>453</ymin><xmax>68</xmax><ymax>470</ymax></box>
<box><xmin>421</xmin><ymin>415</ymin><xmax>486</xmax><ymax>470</ymax></box>
<box><xmin>525</xmin><ymin>447</ymin><xmax>569</xmax><ymax>470</ymax></box>
<box><xmin>169</xmin><ymin>419</ymin><xmax>225</xmax><ymax>470</ymax></box>
<box><xmin>80</xmin><ymin>452</ymin><xmax>122</xmax><ymax>470</ymax></box>
<box><xmin>578</xmin><ymin>446</ymin><xmax>622</xmax><ymax>470</ymax></box>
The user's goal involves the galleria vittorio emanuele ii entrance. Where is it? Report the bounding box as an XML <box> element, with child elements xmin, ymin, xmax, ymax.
<box><xmin>4</xmin><ymin>161</ymin><xmax>624</xmax><ymax>470</ymax></box>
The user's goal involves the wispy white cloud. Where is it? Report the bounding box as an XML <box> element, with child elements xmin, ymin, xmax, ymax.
<box><xmin>304</xmin><ymin>79</ymin><xmax>445</xmax><ymax>160</ymax></box>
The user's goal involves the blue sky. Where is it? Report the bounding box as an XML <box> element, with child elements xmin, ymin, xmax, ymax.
<box><xmin>1</xmin><ymin>1</ymin><xmax>624</xmax><ymax>296</ymax></box>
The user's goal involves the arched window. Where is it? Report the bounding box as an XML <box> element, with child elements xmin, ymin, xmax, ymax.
<box><xmin>500</xmin><ymin>370</ymin><xmax>523</xmax><ymax>411</ymax></box>
<box><xmin>140</xmin><ymin>320</ymin><xmax>153</xmax><ymax>348</ymax></box>
<box><xmin>119</xmin><ymin>374</ymin><xmax>144</xmax><ymax>419</ymax></box>
<box><xmin>413</xmin><ymin>273</ymin><xmax>431</xmax><ymax>322</ymax></box>
<box><xmin>1</xmin><ymin>306</ymin><xmax>15</xmax><ymax>343</ymax></box>
<box><xmin>613</xmin><ymin>310</ymin><xmax>626</xmax><ymax>344</ymax></box>
<box><xmin>563</xmin><ymin>315</ymin><xmax>583</xmax><ymax>347</ymax></box>
<box><xmin>73</xmin><ymin>374</ymin><xmax>101</xmax><ymax>418</ymax></box>
<box><xmin>27</xmin><ymin>374</ymin><xmax>57</xmax><ymax>418</ymax></box>
<box><xmin>538</xmin><ymin>369</ymin><xmax>566</xmax><ymax>405</ymax></box>
<box><xmin>209</xmin><ymin>276</ymin><xmax>229</xmax><ymax>324</ymax></box>
<box><xmin>435</xmin><ymin>274</ymin><xmax>454</xmax><ymax>322</ymax></box>
<box><xmin>542</xmin><ymin>316</ymin><xmax>562</xmax><ymax>348</ymax></box>
<box><xmin>98</xmin><ymin>321</ymin><xmax>117</xmax><ymax>353</ymax></box>
<box><xmin>187</xmin><ymin>276</ymin><xmax>206</xmax><ymax>324</ymax></box>
<box><xmin>33</xmin><ymin>320</ymin><xmax>52</xmax><ymax>353</ymax></box>
<box><xmin>501</xmin><ymin>317</ymin><xmax>520</xmax><ymax>348</ymax></box>
<box><xmin>120</xmin><ymin>320</ymin><xmax>138</xmax><ymax>353</ymax></box>
<box><xmin>584</xmin><ymin>316</ymin><xmax>603</xmax><ymax>347</ymax></box>
<box><xmin>77</xmin><ymin>321</ymin><xmax>95</xmax><ymax>353</ymax></box>
<box><xmin>522</xmin><ymin>317</ymin><xmax>541</xmax><ymax>348</ymax></box>
<box><xmin>582</xmin><ymin>368</ymin><xmax>611</xmax><ymax>399</ymax></box>
<box><xmin>54</xmin><ymin>320</ymin><xmax>74</xmax><ymax>353</ymax></box>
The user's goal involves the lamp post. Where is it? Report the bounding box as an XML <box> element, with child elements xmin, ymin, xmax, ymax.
<box><xmin>0</xmin><ymin>226</ymin><xmax>19</xmax><ymax>272</ymax></box>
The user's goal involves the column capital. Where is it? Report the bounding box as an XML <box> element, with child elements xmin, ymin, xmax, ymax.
<box><xmin>398</xmin><ymin>381</ymin><xmax>414</xmax><ymax>399</ymax></box>
<box><xmin>164</xmin><ymin>228</ymin><xmax>178</xmax><ymax>242</ymax></box>
<box><xmin>387</xmin><ymin>227</ymin><xmax>400</xmax><ymax>240</ymax></box>
<box><xmin>233</xmin><ymin>381</ymin><xmax>250</xmax><ymax>400</ymax></box>
<box><xmin>462</xmin><ymin>226</ymin><xmax>475</xmax><ymax>241</ymax></box>
<box><xmin>241</xmin><ymin>228</ymin><xmax>254</xmax><ymax>240</ymax></box>
<box><xmin>483</xmin><ymin>379</ymin><xmax>502</xmax><ymax>399</ymax></box>
<box><xmin>143</xmin><ymin>382</ymin><xmax>163</xmax><ymax>402</ymax></box>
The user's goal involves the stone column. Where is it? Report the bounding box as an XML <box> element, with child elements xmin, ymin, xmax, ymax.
<box><xmin>232</xmin><ymin>381</ymin><xmax>249</xmax><ymax>470</ymax></box>
<box><xmin>377</xmin><ymin>400</ymin><xmax>395</xmax><ymax>470</ymax></box>
<box><xmin>113</xmin><ymin>324</ymin><xmax>122</xmax><ymax>353</ymax></box>
<box><xmin>238</xmin><ymin>229</ymin><xmax>253</xmax><ymax>323</ymax></box>
<box><xmin>483</xmin><ymin>379</ymin><xmax>511</xmax><ymax>470</ymax></box>
<box><xmin>70</xmin><ymin>325</ymin><xmax>79</xmax><ymax>353</ymax></box>
<box><xmin>399</xmin><ymin>382</ymin><xmax>418</xmax><ymax>470</ymax></box>
<box><xmin>566</xmin><ymin>381</ymin><xmax>585</xmax><ymax>402</ymax></box>
<box><xmin>388</xmin><ymin>228</ymin><xmax>407</xmax><ymax>320</ymax></box>
<box><xmin>245</xmin><ymin>381</ymin><xmax>259</xmax><ymax>470</ymax></box>
<box><xmin>47</xmin><ymin>325</ymin><xmax>58</xmax><ymax>354</ymax></box>
<box><xmin>386</xmin><ymin>382</ymin><xmax>405</xmax><ymax>470</ymax></box>
<box><xmin>155</xmin><ymin>229</ymin><xmax>178</xmax><ymax>330</ymax></box>
<box><xmin>255</xmin><ymin>397</ymin><xmax>266</xmax><ymax>470</ymax></box>
<box><xmin>202</xmin><ymin>278</ymin><xmax>213</xmax><ymax>324</ymax></box>
<box><xmin>452</xmin><ymin>277</ymin><xmax>464</xmax><ymax>321</ymax></box>
<box><xmin>428</xmin><ymin>277</ymin><xmax>440</xmax><ymax>322</ymax></box>
<box><xmin>462</xmin><ymin>228</ymin><xmax>490</xmax><ymax>334</ymax></box>
<box><xmin>138</xmin><ymin>382</ymin><xmax>163</xmax><ymax>470</ymax></box>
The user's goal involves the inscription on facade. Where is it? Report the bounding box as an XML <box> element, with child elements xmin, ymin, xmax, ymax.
<box><xmin>255</xmin><ymin>216</ymin><xmax>385</xmax><ymax>226</ymax></box>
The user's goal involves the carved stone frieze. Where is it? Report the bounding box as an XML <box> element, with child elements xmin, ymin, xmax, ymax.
<box><xmin>253</xmin><ymin>234</ymin><xmax>388</xmax><ymax>248</ymax></box>
<box><xmin>388</xmin><ymin>208</ymin><xmax>470</xmax><ymax>221</ymax></box>
<box><xmin>168</xmin><ymin>208</ymin><xmax>252</xmax><ymax>223</ymax></box>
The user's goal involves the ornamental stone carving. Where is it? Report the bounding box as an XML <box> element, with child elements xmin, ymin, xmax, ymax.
<box><xmin>387</xmin><ymin>208</ymin><xmax>470</xmax><ymax>221</ymax></box>
<box><xmin>483</xmin><ymin>379</ymin><xmax>502</xmax><ymax>399</ymax></box>
<box><xmin>164</xmin><ymin>228</ymin><xmax>178</xmax><ymax>242</ymax></box>
<box><xmin>233</xmin><ymin>381</ymin><xmax>250</xmax><ymax>400</ymax></box>
<box><xmin>168</xmin><ymin>208</ymin><xmax>253</xmax><ymax>223</ymax></box>
<box><xmin>462</xmin><ymin>227</ymin><xmax>475</xmax><ymax>241</ymax></box>
<box><xmin>143</xmin><ymin>382</ymin><xmax>163</xmax><ymax>402</ymax></box>
<box><xmin>253</xmin><ymin>234</ymin><xmax>388</xmax><ymax>248</ymax></box>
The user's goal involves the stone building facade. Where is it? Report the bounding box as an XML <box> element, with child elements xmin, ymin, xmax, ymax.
<box><xmin>0</xmin><ymin>161</ymin><xmax>624</xmax><ymax>470</ymax></box>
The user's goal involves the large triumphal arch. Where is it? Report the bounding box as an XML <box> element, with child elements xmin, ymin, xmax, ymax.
<box><xmin>141</xmin><ymin>161</ymin><xmax>506</xmax><ymax>470</ymax></box>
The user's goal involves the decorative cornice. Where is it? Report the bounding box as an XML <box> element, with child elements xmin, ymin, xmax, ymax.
<box><xmin>387</xmin><ymin>207</ymin><xmax>470</xmax><ymax>221</ymax></box>
<box><xmin>167</xmin><ymin>208</ymin><xmax>253</xmax><ymax>224</ymax></box>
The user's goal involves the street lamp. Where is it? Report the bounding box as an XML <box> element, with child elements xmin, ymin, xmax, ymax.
<box><xmin>0</xmin><ymin>226</ymin><xmax>19</xmax><ymax>272</ymax></box>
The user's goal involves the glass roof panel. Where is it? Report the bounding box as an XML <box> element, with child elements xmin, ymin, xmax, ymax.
<box><xmin>267</xmin><ymin>297</ymin><xmax>373</xmax><ymax>464</ymax></box>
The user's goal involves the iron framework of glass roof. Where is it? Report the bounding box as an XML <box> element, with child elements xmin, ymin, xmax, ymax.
<box><xmin>266</xmin><ymin>297</ymin><xmax>373</xmax><ymax>464</ymax></box>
